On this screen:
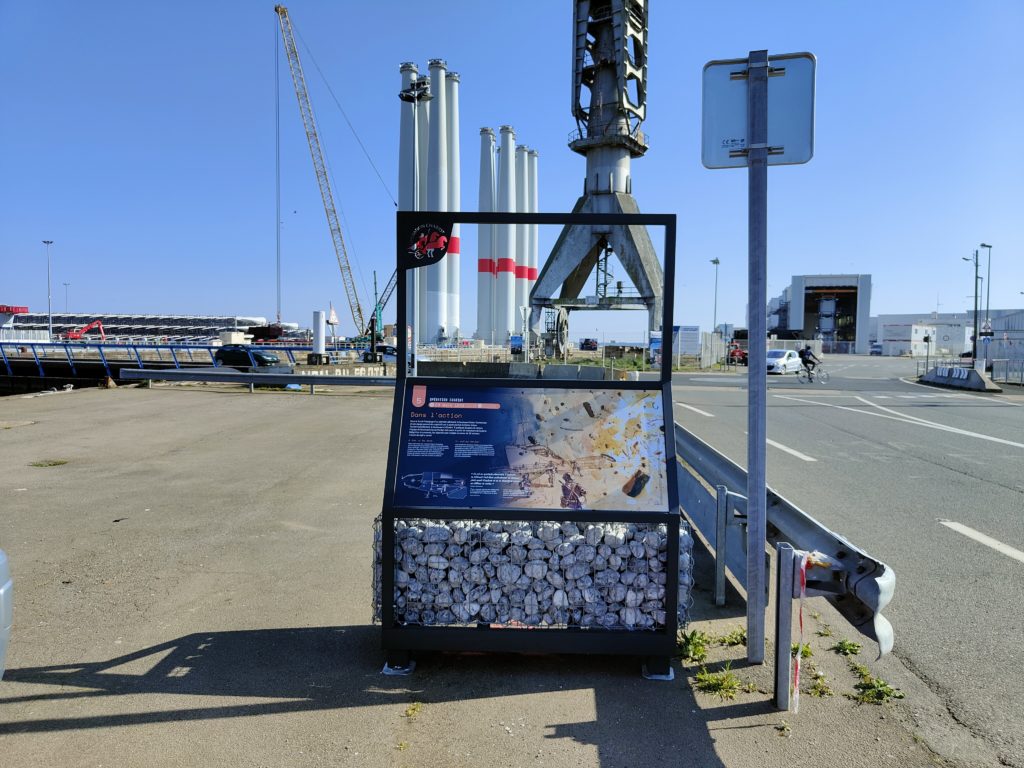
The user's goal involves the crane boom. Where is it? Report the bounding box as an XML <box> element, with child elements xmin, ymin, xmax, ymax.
<box><xmin>275</xmin><ymin>5</ymin><xmax>365</xmax><ymax>333</ymax></box>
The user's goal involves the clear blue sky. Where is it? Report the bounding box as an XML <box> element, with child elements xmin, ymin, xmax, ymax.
<box><xmin>2</xmin><ymin>1</ymin><xmax>1021</xmax><ymax>339</ymax></box>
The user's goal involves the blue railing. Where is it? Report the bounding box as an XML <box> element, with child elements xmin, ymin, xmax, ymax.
<box><xmin>0</xmin><ymin>341</ymin><xmax>328</xmax><ymax>379</ymax></box>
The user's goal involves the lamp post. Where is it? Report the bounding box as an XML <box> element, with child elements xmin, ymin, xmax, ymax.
<box><xmin>42</xmin><ymin>240</ymin><xmax>54</xmax><ymax>339</ymax></box>
<box><xmin>62</xmin><ymin>282</ymin><xmax>70</xmax><ymax>313</ymax></box>
<box><xmin>710</xmin><ymin>258</ymin><xmax>721</xmax><ymax>338</ymax></box>
<box><xmin>980</xmin><ymin>243</ymin><xmax>992</xmax><ymax>331</ymax></box>
<box><xmin>962</xmin><ymin>251</ymin><xmax>980</xmax><ymax>362</ymax></box>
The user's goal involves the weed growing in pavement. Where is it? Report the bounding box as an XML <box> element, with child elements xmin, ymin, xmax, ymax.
<box><xmin>695</xmin><ymin>662</ymin><xmax>743</xmax><ymax>700</ymax></box>
<box><xmin>775</xmin><ymin>720</ymin><xmax>792</xmax><ymax>737</ymax></box>
<box><xmin>808</xmin><ymin>671</ymin><xmax>834</xmax><ymax>698</ymax></box>
<box><xmin>814</xmin><ymin>624</ymin><xmax>833</xmax><ymax>637</ymax></box>
<box><xmin>849</xmin><ymin>676</ymin><xmax>905</xmax><ymax>704</ymax></box>
<box><xmin>830</xmin><ymin>639</ymin><xmax>862</xmax><ymax>656</ymax></box>
<box><xmin>396</xmin><ymin>742</ymin><xmax>409</xmax><ymax>751</ymax></box>
<box><xmin>29</xmin><ymin>459</ymin><xmax>67</xmax><ymax>467</ymax></box>
<box><xmin>809</xmin><ymin>610</ymin><xmax>821</xmax><ymax>620</ymax></box>
<box><xmin>677</xmin><ymin>629</ymin><xmax>711</xmax><ymax>664</ymax></box>
<box><xmin>717</xmin><ymin>627</ymin><xmax>747</xmax><ymax>647</ymax></box>
<box><xmin>848</xmin><ymin>660</ymin><xmax>871</xmax><ymax>678</ymax></box>
<box><xmin>402</xmin><ymin>702</ymin><xmax>423</xmax><ymax>719</ymax></box>
<box><xmin>791</xmin><ymin>642</ymin><xmax>813</xmax><ymax>659</ymax></box>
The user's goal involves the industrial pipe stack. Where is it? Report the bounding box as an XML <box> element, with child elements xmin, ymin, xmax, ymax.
<box><xmin>397</xmin><ymin>60</ymin><xmax>462</xmax><ymax>344</ymax></box>
<box><xmin>398</xmin><ymin>60</ymin><xmax>538</xmax><ymax>346</ymax></box>
<box><xmin>477</xmin><ymin>128</ymin><xmax>538</xmax><ymax>344</ymax></box>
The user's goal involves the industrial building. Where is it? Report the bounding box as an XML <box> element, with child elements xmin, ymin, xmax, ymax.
<box><xmin>768</xmin><ymin>274</ymin><xmax>872</xmax><ymax>354</ymax></box>
<box><xmin>1</xmin><ymin>310</ymin><xmax>272</xmax><ymax>342</ymax></box>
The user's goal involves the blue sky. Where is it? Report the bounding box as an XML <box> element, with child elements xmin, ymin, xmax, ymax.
<box><xmin>2</xmin><ymin>1</ymin><xmax>1021</xmax><ymax>339</ymax></box>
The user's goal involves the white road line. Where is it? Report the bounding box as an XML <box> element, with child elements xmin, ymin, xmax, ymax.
<box><xmin>675</xmin><ymin>402</ymin><xmax>715</xmax><ymax>418</ymax></box>
<box><xmin>938</xmin><ymin>520</ymin><xmax>1024</xmax><ymax>565</ymax></box>
<box><xmin>766</xmin><ymin>438</ymin><xmax>817</xmax><ymax>462</ymax></box>
<box><xmin>773</xmin><ymin>393</ymin><xmax>1024</xmax><ymax>449</ymax></box>
<box><xmin>741</xmin><ymin>431</ymin><xmax>817</xmax><ymax>462</ymax></box>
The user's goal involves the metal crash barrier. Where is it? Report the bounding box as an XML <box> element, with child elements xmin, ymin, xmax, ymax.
<box><xmin>674</xmin><ymin>422</ymin><xmax>895</xmax><ymax>665</ymax></box>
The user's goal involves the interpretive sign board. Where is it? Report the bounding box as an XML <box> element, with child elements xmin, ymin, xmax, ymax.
<box><xmin>377</xmin><ymin>210</ymin><xmax>683</xmax><ymax>675</ymax></box>
<box><xmin>395</xmin><ymin>383</ymin><xmax>669</xmax><ymax>512</ymax></box>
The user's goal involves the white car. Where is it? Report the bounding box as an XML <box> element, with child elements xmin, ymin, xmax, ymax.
<box><xmin>767</xmin><ymin>349</ymin><xmax>802</xmax><ymax>374</ymax></box>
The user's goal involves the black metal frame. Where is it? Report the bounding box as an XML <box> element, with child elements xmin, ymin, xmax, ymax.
<box><xmin>381</xmin><ymin>210</ymin><xmax>678</xmax><ymax>667</ymax></box>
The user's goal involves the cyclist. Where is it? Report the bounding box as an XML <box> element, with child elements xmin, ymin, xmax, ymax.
<box><xmin>798</xmin><ymin>344</ymin><xmax>821</xmax><ymax>378</ymax></box>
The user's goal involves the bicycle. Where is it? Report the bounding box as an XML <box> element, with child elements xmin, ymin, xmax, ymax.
<box><xmin>797</xmin><ymin>365</ymin><xmax>829</xmax><ymax>384</ymax></box>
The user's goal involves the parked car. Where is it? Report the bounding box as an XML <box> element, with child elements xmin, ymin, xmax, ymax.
<box><xmin>728</xmin><ymin>343</ymin><xmax>748</xmax><ymax>366</ymax></box>
<box><xmin>870</xmin><ymin>343</ymin><xmax>883</xmax><ymax>356</ymax></box>
<box><xmin>580</xmin><ymin>338</ymin><xmax>599</xmax><ymax>351</ymax></box>
<box><xmin>767</xmin><ymin>349</ymin><xmax>802</xmax><ymax>374</ymax></box>
<box><xmin>214</xmin><ymin>345</ymin><xmax>281</xmax><ymax>368</ymax></box>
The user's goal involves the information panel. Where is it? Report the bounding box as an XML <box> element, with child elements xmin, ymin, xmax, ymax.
<box><xmin>394</xmin><ymin>383</ymin><xmax>669</xmax><ymax>513</ymax></box>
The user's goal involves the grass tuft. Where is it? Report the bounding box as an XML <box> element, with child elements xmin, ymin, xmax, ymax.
<box><xmin>30</xmin><ymin>459</ymin><xmax>67</xmax><ymax>467</ymax></box>
<box><xmin>830</xmin><ymin>639</ymin><xmax>862</xmax><ymax>656</ymax></box>
<box><xmin>677</xmin><ymin>629</ymin><xmax>711</xmax><ymax>664</ymax></box>
<box><xmin>791</xmin><ymin>642</ymin><xmax>813</xmax><ymax>659</ymax></box>
<box><xmin>695</xmin><ymin>662</ymin><xmax>743</xmax><ymax>700</ymax></box>
<box><xmin>402</xmin><ymin>702</ymin><xmax>423</xmax><ymax>719</ymax></box>
<box><xmin>717</xmin><ymin>626</ymin><xmax>747</xmax><ymax>647</ymax></box>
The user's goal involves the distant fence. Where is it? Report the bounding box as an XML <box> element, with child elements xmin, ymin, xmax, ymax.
<box><xmin>991</xmin><ymin>359</ymin><xmax>1024</xmax><ymax>386</ymax></box>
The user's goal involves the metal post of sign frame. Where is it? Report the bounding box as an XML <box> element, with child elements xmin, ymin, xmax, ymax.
<box><xmin>745</xmin><ymin>49</ymin><xmax>769</xmax><ymax>664</ymax></box>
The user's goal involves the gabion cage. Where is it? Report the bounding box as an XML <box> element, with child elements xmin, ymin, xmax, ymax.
<box><xmin>374</xmin><ymin>517</ymin><xmax>693</xmax><ymax>630</ymax></box>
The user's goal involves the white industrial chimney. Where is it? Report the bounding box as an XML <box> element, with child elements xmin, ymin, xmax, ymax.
<box><xmin>515</xmin><ymin>145</ymin><xmax>529</xmax><ymax>317</ymax></box>
<box><xmin>495</xmin><ymin>125</ymin><xmax>517</xmax><ymax>342</ymax></box>
<box><xmin>425</xmin><ymin>59</ymin><xmax>449</xmax><ymax>343</ymax></box>
<box><xmin>445</xmin><ymin>71</ymin><xmax>461</xmax><ymax>340</ymax></box>
<box><xmin>477</xmin><ymin>127</ymin><xmax>496</xmax><ymax>342</ymax></box>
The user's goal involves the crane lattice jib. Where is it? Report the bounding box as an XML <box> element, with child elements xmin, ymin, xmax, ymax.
<box><xmin>275</xmin><ymin>6</ymin><xmax>365</xmax><ymax>333</ymax></box>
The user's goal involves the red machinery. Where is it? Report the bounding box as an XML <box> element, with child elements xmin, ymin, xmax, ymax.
<box><xmin>65</xmin><ymin>320</ymin><xmax>107</xmax><ymax>341</ymax></box>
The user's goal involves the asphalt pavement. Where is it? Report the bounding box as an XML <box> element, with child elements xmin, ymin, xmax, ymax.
<box><xmin>0</xmin><ymin>378</ymin><xmax>1002</xmax><ymax>767</ymax></box>
<box><xmin>673</xmin><ymin>355</ymin><xmax>1024</xmax><ymax>767</ymax></box>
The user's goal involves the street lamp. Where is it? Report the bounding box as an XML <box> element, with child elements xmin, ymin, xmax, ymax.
<box><xmin>62</xmin><ymin>282</ymin><xmax>70</xmax><ymax>313</ymax></box>
<box><xmin>962</xmin><ymin>251</ymin><xmax>980</xmax><ymax>362</ymax></box>
<box><xmin>710</xmin><ymin>258</ymin><xmax>720</xmax><ymax>337</ymax></box>
<box><xmin>980</xmin><ymin>243</ymin><xmax>992</xmax><ymax>330</ymax></box>
<box><xmin>42</xmin><ymin>240</ymin><xmax>54</xmax><ymax>339</ymax></box>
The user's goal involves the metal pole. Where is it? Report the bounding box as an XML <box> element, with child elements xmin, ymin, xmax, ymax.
<box><xmin>745</xmin><ymin>50</ymin><xmax>769</xmax><ymax>664</ymax></box>
<box><xmin>972</xmin><ymin>250</ymin><xmax>979</xmax><ymax>362</ymax></box>
<box><xmin>774</xmin><ymin>543</ymin><xmax>796</xmax><ymax>710</ymax></box>
<box><xmin>43</xmin><ymin>240</ymin><xmax>54</xmax><ymax>339</ymax></box>
<box><xmin>711</xmin><ymin>257</ymin><xmax>720</xmax><ymax>338</ymax></box>
<box><xmin>981</xmin><ymin>243</ymin><xmax>992</xmax><ymax>331</ymax></box>
<box><xmin>63</xmin><ymin>282</ymin><xmax>70</xmax><ymax>313</ymax></box>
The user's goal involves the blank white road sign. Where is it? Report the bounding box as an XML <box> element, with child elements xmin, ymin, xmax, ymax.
<box><xmin>702</xmin><ymin>52</ymin><xmax>816</xmax><ymax>169</ymax></box>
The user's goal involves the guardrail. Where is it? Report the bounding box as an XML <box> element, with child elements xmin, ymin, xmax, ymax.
<box><xmin>119</xmin><ymin>368</ymin><xmax>395</xmax><ymax>390</ymax></box>
<box><xmin>0</xmin><ymin>341</ymin><xmax>361</xmax><ymax>380</ymax></box>
<box><xmin>674</xmin><ymin>422</ymin><xmax>895</xmax><ymax>658</ymax></box>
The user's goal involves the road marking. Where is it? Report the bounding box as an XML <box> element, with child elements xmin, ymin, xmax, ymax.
<box><xmin>675</xmin><ymin>402</ymin><xmax>715</xmax><ymax>418</ymax></box>
<box><xmin>766</xmin><ymin>438</ymin><xmax>817</xmax><ymax>462</ymax></box>
<box><xmin>773</xmin><ymin>393</ymin><xmax>1024</xmax><ymax>449</ymax></box>
<box><xmin>938</xmin><ymin>520</ymin><xmax>1024</xmax><ymax>565</ymax></box>
<box><xmin>741</xmin><ymin>431</ymin><xmax>817</xmax><ymax>461</ymax></box>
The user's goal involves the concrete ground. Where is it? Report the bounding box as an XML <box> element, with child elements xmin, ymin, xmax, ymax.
<box><xmin>0</xmin><ymin>384</ymin><xmax>964</xmax><ymax>767</ymax></box>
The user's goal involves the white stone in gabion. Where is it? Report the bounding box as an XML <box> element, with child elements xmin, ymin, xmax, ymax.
<box><xmin>585</xmin><ymin>525</ymin><xmax>604</xmax><ymax>546</ymax></box>
<box><xmin>424</xmin><ymin>525</ymin><xmax>450</xmax><ymax>543</ymax></box>
<box><xmin>523</xmin><ymin>561</ymin><xmax>547</xmax><ymax>580</ymax></box>
<box><xmin>426</xmin><ymin>555</ymin><xmax>449</xmax><ymax>570</ymax></box>
<box><xmin>497</xmin><ymin>564</ymin><xmax>522</xmax><ymax>585</ymax></box>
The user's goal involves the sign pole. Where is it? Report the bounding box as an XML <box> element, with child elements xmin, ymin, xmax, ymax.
<box><xmin>746</xmin><ymin>49</ymin><xmax>769</xmax><ymax>664</ymax></box>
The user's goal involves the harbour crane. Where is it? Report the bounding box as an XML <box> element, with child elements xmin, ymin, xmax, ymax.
<box><xmin>275</xmin><ymin>5</ymin><xmax>365</xmax><ymax>335</ymax></box>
